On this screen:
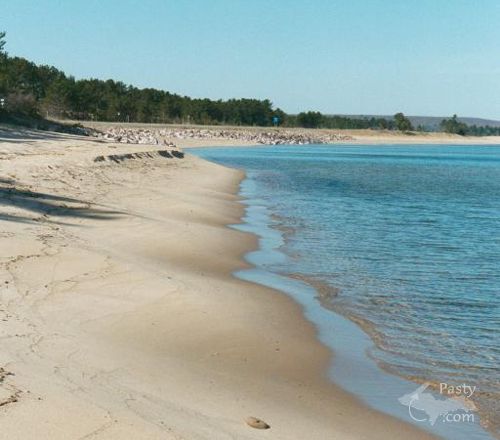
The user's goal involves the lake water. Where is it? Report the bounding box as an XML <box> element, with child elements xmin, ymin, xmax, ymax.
<box><xmin>191</xmin><ymin>144</ymin><xmax>500</xmax><ymax>439</ymax></box>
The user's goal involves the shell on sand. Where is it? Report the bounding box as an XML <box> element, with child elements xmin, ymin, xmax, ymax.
<box><xmin>245</xmin><ymin>416</ymin><xmax>271</xmax><ymax>430</ymax></box>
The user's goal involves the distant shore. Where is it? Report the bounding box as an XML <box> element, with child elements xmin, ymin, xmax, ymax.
<box><xmin>73</xmin><ymin>120</ymin><xmax>500</xmax><ymax>147</ymax></box>
<box><xmin>0</xmin><ymin>125</ymin><xmax>441</xmax><ymax>439</ymax></box>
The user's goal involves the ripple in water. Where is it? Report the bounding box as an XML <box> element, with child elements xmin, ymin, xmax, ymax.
<box><xmin>193</xmin><ymin>144</ymin><xmax>500</xmax><ymax>434</ymax></box>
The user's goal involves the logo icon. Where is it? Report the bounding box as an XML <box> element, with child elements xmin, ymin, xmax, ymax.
<box><xmin>398</xmin><ymin>383</ymin><xmax>476</xmax><ymax>425</ymax></box>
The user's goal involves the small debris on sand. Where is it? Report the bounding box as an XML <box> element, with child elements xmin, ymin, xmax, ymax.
<box><xmin>245</xmin><ymin>416</ymin><xmax>271</xmax><ymax>430</ymax></box>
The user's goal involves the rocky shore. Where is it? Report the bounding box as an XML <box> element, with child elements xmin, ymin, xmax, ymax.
<box><xmin>94</xmin><ymin>126</ymin><xmax>353</xmax><ymax>146</ymax></box>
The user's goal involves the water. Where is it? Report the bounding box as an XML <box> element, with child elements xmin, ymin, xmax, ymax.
<box><xmin>191</xmin><ymin>144</ymin><xmax>500</xmax><ymax>439</ymax></box>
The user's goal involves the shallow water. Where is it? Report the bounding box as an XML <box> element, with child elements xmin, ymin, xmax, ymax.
<box><xmin>191</xmin><ymin>144</ymin><xmax>500</xmax><ymax>439</ymax></box>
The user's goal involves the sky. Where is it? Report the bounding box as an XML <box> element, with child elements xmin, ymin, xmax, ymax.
<box><xmin>2</xmin><ymin>0</ymin><xmax>500</xmax><ymax>119</ymax></box>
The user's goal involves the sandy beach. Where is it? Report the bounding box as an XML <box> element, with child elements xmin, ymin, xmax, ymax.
<box><xmin>2</xmin><ymin>0</ymin><xmax>498</xmax><ymax>435</ymax></box>
<box><xmin>0</xmin><ymin>126</ymin><xmax>443</xmax><ymax>439</ymax></box>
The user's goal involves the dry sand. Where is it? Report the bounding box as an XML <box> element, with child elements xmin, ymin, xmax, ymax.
<box><xmin>340</xmin><ymin>129</ymin><xmax>500</xmax><ymax>145</ymax></box>
<box><xmin>0</xmin><ymin>126</ymin><xmax>438</xmax><ymax>439</ymax></box>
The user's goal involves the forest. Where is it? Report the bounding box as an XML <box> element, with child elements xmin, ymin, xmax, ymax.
<box><xmin>1</xmin><ymin>32</ymin><xmax>498</xmax><ymax>135</ymax></box>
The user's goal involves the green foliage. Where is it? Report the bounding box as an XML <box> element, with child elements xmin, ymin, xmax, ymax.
<box><xmin>466</xmin><ymin>124</ymin><xmax>500</xmax><ymax>136</ymax></box>
<box><xmin>439</xmin><ymin>115</ymin><xmax>500</xmax><ymax>136</ymax></box>
<box><xmin>296</xmin><ymin>111</ymin><xmax>323</xmax><ymax>128</ymax></box>
<box><xmin>394</xmin><ymin>112</ymin><xmax>414</xmax><ymax>132</ymax></box>
<box><xmin>440</xmin><ymin>114</ymin><xmax>468</xmax><ymax>135</ymax></box>
<box><xmin>0</xmin><ymin>50</ymin><xmax>283</xmax><ymax>126</ymax></box>
<box><xmin>0</xmin><ymin>32</ymin><xmax>6</xmax><ymax>53</ymax></box>
<box><xmin>0</xmin><ymin>40</ymin><xmax>499</xmax><ymax>135</ymax></box>
<box><xmin>322</xmin><ymin>115</ymin><xmax>395</xmax><ymax>130</ymax></box>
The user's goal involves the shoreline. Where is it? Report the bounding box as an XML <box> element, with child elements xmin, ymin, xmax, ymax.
<box><xmin>226</xmin><ymin>166</ymin><xmax>495</xmax><ymax>440</ymax></box>
<box><xmin>0</xmin><ymin>126</ymin><xmax>438</xmax><ymax>439</ymax></box>
<box><xmin>62</xmin><ymin>120</ymin><xmax>500</xmax><ymax>146</ymax></box>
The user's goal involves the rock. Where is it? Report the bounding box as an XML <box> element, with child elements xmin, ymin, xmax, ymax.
<box><xmin>245</xmin><ymin>416</ymin><xmax>270</xmax><ymax>430</ymax></box>
<box><xmin>94</xmin><ymin>126</ymin><xmax>353</xmax><ymax>147</ymax></box>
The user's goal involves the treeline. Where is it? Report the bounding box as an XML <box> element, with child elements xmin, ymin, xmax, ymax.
<box><xmin>0</xmin><ymin>56</ymin><xmax>284</xmax><ymax>126</ymax></box>
<box><xmin>0</xmin><ymin>34</ymin><xmax>285</xmax><ymax>126</ymax></box>
<box><xmin>290</xmin><ymin>111</ymin><xmax>413</xmax><ymax>131</ymax></box>
<box><xmin>0</xmin><ymin>32</ymin><xmax>498</xmax><ymax>135</ymax></box>
<box><xmin>440</xmin><ymin>114</ymin><xmax>500</xmax><ymax>136</ymax></box>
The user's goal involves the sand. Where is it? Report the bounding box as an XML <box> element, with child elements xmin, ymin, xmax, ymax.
<box><xmin>0</xmin><ymin>126</ymin><xmax>438</xmax><ymax>439</ymax></box>
<box><xmin>340</xmin><ymin>129</ymin><xmax>500</xmax><ymax>145</ymax></box>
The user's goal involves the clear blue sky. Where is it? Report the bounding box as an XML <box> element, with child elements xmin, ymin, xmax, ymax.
<box><xmin>3</xmin><ymin>0</ymin><xmax>500</xmax><ymax>119</ymax></box>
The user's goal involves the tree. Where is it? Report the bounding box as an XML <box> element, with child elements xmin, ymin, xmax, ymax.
<box><xmin>0</xmin><ymin>32</ymin><xmax>6</xmax><ymax>100</ymax></box>
<box><xmin>394</xmin><ymin>112</ymin><xmax>414</xmax><ymax>132</ymax></box>
<box><xmin>40</xmin><ymin>78</ymin><xmax>73</xmax><ymax>118</ymax></box>
<box><xmin>0</xmin><ymin>32</ymin><xmax>6</xmax><ymax>54</ymax></box>
<box><xmin>1</xmin><ymin>37</ymin><xmax>499</xmax><ymax>135</ymax></box>
<box><xmin>440</xmin><ymin>114</ymin><xmax>468</xmax><ymax>136</ymax></box>
<box><xmin>5</xmin><ymin>91</ymin><xmax>38</xmax><ymax>116</ymax></box>
<box><xmin>297</xmin><ymin>111</ymin><xmax>323</xmax><ymax>128</ymax></box>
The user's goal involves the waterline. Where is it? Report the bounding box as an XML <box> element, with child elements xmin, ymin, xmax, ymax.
<box><xmin>191</xmin><ymin>144</ymin><xmax>499</xmax><ymax>439</ymax></box>
<box><xmin>232</xmin><ymin>174</ymin><xmax>492</xmax><ymax>440</ymax></box>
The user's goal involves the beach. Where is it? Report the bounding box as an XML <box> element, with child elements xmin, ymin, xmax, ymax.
<box><xmin>0</xmin><ymin>126</ymin><xmax>443</xmax><ymax>439</ymax></box>
<box><xmin>192</xmin><ymin>143</ymin><xmax>500</xmax><ymax>439</ymax></box>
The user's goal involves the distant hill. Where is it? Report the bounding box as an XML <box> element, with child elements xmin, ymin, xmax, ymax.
<box><xmin>335</xmin><ymin>115</ymin><xmax>500</xmax><ymax>130</ymax></box>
